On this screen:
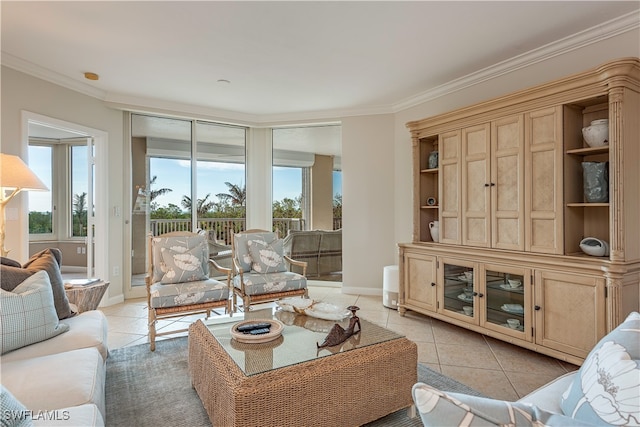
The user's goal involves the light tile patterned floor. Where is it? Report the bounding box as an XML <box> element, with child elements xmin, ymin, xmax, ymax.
<box><xmin>99</xmin><ymin>281</ymin><xmax>578</xmax><ymax>401</ymax></box>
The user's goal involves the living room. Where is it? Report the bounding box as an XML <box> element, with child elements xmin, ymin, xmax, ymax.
<box><xmin>1</xmin><ymin>2</ymin><xmax>639</xmax><ymax>426</ymax></box>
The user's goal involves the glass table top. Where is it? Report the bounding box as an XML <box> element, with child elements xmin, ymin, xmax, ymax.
<box><xmin>201</xmin><ymin>307</ymin><xmax>404</xmax><ymax>376</ymax></box>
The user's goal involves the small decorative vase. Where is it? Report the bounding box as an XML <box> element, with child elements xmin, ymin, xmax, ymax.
<box><xmin>429</xmin><ymin>221</ymin><xmax>439</xmax><ymax>243</ymax></box>
<box><xmin>582</xmin><ymin>161</ymin><xmax>609</xmax><ymax>203</ymax></box>
<box><xmin>428</xmin><ymin>151</ymin><xmax>439</xmax><ymax>169</ymax></box>
<box><xmin>582</xmin><ymin>119</ymin><xmax>609</xmax><ymax>147</ymax></box>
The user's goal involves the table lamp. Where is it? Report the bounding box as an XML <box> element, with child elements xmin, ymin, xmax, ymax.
<box><xmin>0</xmin><ymin>153</ymin><xmax>49</xmax><ymax>257</ymax></box>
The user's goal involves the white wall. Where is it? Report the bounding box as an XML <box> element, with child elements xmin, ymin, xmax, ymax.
<box><xmin>1</xmin><ymin>66</ymin><xmax>125</xmax><ymax>305</ymax></box>
<box><xmin>341</xmin><ymin>114</ymin><xmax>396</xmax><ymax>295</ymax></box>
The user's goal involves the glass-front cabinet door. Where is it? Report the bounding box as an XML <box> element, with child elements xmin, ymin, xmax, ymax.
<box><xmin>481</xmin><ymin>263</ymin><xmax>532</xmax><ymax>340</ymax></box>
<box><xmin>439</xmin><ymin>258</ymin><xmax>477</xmax><ymax>323</ymax></box>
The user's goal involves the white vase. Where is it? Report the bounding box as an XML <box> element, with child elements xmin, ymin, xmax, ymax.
<box><xmin>582</xmin><ymin>119</ymin><xmax>609</xmax><ymax>147</ymax></box>
<box><xmin>429</xmin><ymin>221</ymin><xmax>439</xmax><ymax>243</ymax></box>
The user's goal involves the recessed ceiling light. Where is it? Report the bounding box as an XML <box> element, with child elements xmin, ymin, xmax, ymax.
<box><xmin>84</xmin><ymin>72</ymin><xmax>99</xmax><ymax>81</ymax></box>
<box><xmin>217</xmin><ymin>79</ymin><xmax>231</xmax><ymax>84</ymax></box>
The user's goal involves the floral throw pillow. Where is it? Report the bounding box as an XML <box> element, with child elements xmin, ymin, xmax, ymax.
<box><xmin>560</xmin><ymin>311</ymin><xmax>640</xmax><ymax>426</ymax></box>
<box><xmin>247</xmin><ymin>238</ymin><xmax>287</xmax><ymax>274</ymax></box>
<box><xmin>159</xmin><ymin>242</ymin><xmax>208</xmax><ymax>284</ymax></box>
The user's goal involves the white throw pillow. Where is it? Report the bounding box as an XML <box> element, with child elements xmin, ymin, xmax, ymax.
<box><xmin>0</xmin><ymin>270</ymin><xmax>69</xmax><ymax>354</ymax></box>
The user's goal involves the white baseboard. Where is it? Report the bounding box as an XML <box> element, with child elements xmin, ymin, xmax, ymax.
<box><xmin>341</xmin><ymin>286</ymin><xmax>382</xmax><ymax>296</ymax></box>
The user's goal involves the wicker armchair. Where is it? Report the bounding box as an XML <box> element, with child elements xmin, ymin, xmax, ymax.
<box><xmin>229</xmin><ymin>229</ymin><xmax>308</xmax><ymax>312</ymax></box>
<box><xmin>146</xmin><ymin>231</ymin><xmax>231</xmax><ymax>351</ymax></box>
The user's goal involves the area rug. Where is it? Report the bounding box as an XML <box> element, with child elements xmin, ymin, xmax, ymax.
<box><xmin>105</xmin><ymin>337</ymin><xmax>484</xmax><ymax>427</ymax></box>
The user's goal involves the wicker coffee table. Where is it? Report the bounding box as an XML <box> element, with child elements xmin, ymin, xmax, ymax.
<box><xmin>188</xmin><ymin>309</ymin><xmax>417</xmax><ymax>427</ymax></box>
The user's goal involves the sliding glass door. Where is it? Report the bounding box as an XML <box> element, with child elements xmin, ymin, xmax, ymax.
<box><xmin>129</xmin><ymin>114</ymin><xmax>246</xmax><ymax>292</ymax></box>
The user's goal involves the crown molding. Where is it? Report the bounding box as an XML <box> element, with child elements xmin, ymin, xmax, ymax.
<box><xmin>1</xmin><ymin>52</ymin><xmax>107</xmax><ymax>100</ymax></box>
<box><xmin>392</xmin><ymin>10</ymin><xmax>640</xmax><ymax>113</ymax></box>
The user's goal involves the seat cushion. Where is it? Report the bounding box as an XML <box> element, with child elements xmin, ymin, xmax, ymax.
<box><xmin>233</xmin><ymin>271</ymin><xmax>306</xmax><ymax>296</ymax></box>
<box><xmin>2</xmin><ymin>347</ymin><xmax>106</xmax><ymax>416</ymax></box>
<box><xmin>1</xmin><ymin>310</ymin><xmax>109</xmax><ymax>363</ymax></box>
<box><xmin>412</xmin><ymin>382</ymin><xmax>597</xmax><ymax>427</ymax></box>
<box><xmin>0</xmin><ymin>271</ymin><xmax>69</xmax><ymax>355</ymax></box>
<box><xmin>560</xmin><ymin>311</ymin><xmax>639</xmax><ymax>426</ymax></box>
<box><xmin>149</xmin><ymin>278</ymin><xmax>229</xmax><ymax>308</ymax></box>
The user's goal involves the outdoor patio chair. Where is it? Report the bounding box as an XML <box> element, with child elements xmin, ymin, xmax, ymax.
<box><xmin>229</xmin><ymin>229</ymin><xmax>308</xmax><ymax>312</ymax></box>
<box><xmin>146</xmin><ymin>231</ymin><xmax>231</xmax><ymax>351</ymax></box>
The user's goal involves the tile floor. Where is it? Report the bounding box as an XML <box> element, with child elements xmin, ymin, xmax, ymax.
<box><xmin>99</xmin><ymin>281</ymin><xmax>578</xmax><ymax>401</ymax></box>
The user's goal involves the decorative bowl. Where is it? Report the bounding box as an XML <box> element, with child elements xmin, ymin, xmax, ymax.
<box><xmin>579</xmin><ymin>237</ymin><xmax>610</xmax><ymax>257</ymax></box>
<box><xmin>582</xmin><ymin>119</ymin><xmax>609</xmax><ymax>147</ymax></box>
<box><xmin>230</xmin><ymin>319</ymin><xmax>284</xmax><ymax>344</ymax></box>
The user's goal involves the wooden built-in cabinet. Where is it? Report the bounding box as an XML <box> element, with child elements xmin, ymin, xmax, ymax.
<box><xmin>400</xmin><ymin>58</ymin><xmax>640</xmax><ymax>364</ymax></box>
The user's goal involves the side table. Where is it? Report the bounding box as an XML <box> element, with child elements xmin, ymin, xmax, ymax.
<box><xmin>64</xmin><ymin>281</ymin><xmax>110</xmax><ymax>313</ymax></box>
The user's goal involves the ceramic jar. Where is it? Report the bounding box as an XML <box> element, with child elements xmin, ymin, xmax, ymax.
<box><xmin>429</xmin><ymin>221</ymin><xmax>439</xmax><ymax>243</ymax></box>
<box><xmin>428</xmin><ymin>151</ymin><xmax>439</xmax><ymax>169</ymax></box>
<box><xmin>582</xmin><ymin>119</ymin><xmax>609</xmax><ymax>147</ymax></box>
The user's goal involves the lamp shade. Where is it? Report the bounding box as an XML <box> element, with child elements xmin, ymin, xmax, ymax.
<box><xmin>0</xmin><ymin>153</ymin><xmax>48</xmax><ymax>191</ymax></box>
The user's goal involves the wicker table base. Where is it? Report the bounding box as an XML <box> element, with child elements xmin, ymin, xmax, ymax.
<box><xmin>188</xmin><ymin>319</ymin><xmax>417</xmax><ymax>427</ymax></box>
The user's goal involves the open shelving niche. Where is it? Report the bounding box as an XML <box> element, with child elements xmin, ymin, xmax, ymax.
<box><xmin>418</xmin><ymin>137</ymin><xmax>439</xmax><ymax>242</ymax></box>
<box><xmin>562</xmin><ymin>97</ymin><xmax>610</xmax><ymax>259</ymax></box>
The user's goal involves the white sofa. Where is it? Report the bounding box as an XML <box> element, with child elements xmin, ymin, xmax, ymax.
<box><xmin>1</xmin><ymin>261</ymin><xmax>109</xmax><ymax>427</ymax></box>
<box><xmin>2</xmin><ymin>310</ymin><xmax>109</xmax><ymax>426</ymax></box>
<box><xmin>412</xmin><ymin>311</ymin><xmax>640</xmax><ymax>426</ymax></box>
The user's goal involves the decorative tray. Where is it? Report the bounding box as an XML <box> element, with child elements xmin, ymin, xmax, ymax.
<box><xmin>276</xmin><ymin>298</ymin><xmax>350</xmax><ymax>320</ymax></box>
<box><xmin>230</xmin><ymin>319</ymin><xmax>284</xmax><ymax>344</ymax></box>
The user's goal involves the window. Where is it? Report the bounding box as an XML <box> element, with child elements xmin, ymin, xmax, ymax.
<box><xmin>28</xmin><ymin>144</ymin><xmax>53</xmax><ymax>236</ymax></box>
<box><xmin>71</xmin><ymin>144</ymin><xmax>89</xmax><ymax>237</ymax></box>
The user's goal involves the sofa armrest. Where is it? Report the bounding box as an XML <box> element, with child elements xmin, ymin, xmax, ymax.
<box><xmin>516</xmin><ymin>371</ymin><xmax>576</xmax><ymax>414</ymax></box>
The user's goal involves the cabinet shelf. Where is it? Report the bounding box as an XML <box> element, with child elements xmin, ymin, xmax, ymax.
<box><xmin>420</xmin><ymin>205</ymin><xmax>439</xmax><ymax>209</ymax></box>
<box><xmin>566</xmin><ymin>146</ymin><xmax>609</xmax><ymax>156</ymax></box>
<box><xmin>566</xmin><ymin>202</ymin><xmax>609</xmax><ymax>207</ymax></box>
<box><xmin>420</xmin><ymin>168</ymin><xmax>438</xmax><ymax>174</ymax></box>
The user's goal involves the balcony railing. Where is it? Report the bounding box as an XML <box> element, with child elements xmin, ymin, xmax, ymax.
<box><xmin>150</xmin><ymin>218</ymin><xmax>305</xmax><ymax>243</ymax></box>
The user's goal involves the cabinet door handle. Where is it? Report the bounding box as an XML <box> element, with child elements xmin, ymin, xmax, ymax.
<box><xmin>478</xmin><ymin>293</ymin><xmax>484</xmax><ymax>298</ymax></box>
<box><xmin>472</xmin><ymin>292</ymin><xmax>478</xmax><ymax>296</ymax></box>
<box><xmin>484</xmin><ymin>183</ymin><xmax>490</xmax><ymax>187</ymax></box>
<box><xmin>431</xmin><ymin>282</ymin><xmax>436</xmax><ymax>287</ymax></box>
<box><xmin>490</xmin><ymin>183</ymin><xmax>496</xmax><ymax>186</ymax></box>
<box><xmin>534</xmin><ymin>305</ymin><xmax>541</xmax><ymax>311</ymax></box>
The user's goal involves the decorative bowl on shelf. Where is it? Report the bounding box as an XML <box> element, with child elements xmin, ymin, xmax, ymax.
<box><xmin>582</xmin><ymin>119</ymin><xmax>609</xmax><ymax>147</ymax></box>
<box><xmin>579</xmin><ymin>237</ymin><xmax>610</xmax><ymax>257</ymax></box>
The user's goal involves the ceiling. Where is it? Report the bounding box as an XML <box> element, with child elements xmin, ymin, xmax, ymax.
<box><xmin>3</xmin><ymin>1</ymin><xmax>639</xmax><ymax>124</ymax></box>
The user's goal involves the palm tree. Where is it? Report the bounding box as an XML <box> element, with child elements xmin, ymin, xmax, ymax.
<box><xmin>73</xmin><ymin>192</ymin><xmax>88</xmax><ymax>236</ymax></box>
<box><xmin>149</xmin><ymin>175</ymin><xmax>172</xmax><ymax>205</ymax></box>
<box><xmin>181</xmin><ymin>194</ymin><xmax>216</xmax><ymax>217</ymax></box>
<box><xmin>216</xmin><ymin>182</ymin><xmax>246</xmax><ymax>206</ymax></box>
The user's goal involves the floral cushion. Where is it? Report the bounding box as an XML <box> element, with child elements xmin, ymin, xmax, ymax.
<box><xmin>151</xmin><ymin>235</ymin><xmax>209</xmax><ymax>284</ymax></box>
<box><xmin>233</xmin><ymin>271</ymin><xmax>306</xmax><ymax>296</ymax></box>
<box><xmin>248</xmin><ymin>238</ymin><xmax>287</xmax><ymax>274</ymax></box>
<box><xmin>412</xmin><ymin>383</ymin><xmax>597</xmax><ymax>427</ymax></box>
<box><xmin>233</xmin><ymin>232</ymin><xmax>277</xmax><ymax>273</ymax></box>
<box><xmin>0</xmin><ymin>271</ymin><xmax>69</xmax><ymax>354</ymax></box>
<box><xmin>560</xmin><ymin>311</ymin><xmax>640</xmax><ymax>426</ymax></box>
<box><xmin>149</xmin><ymin>278</ymin><xmax>229</xmax><ymax>308</ymax></box>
